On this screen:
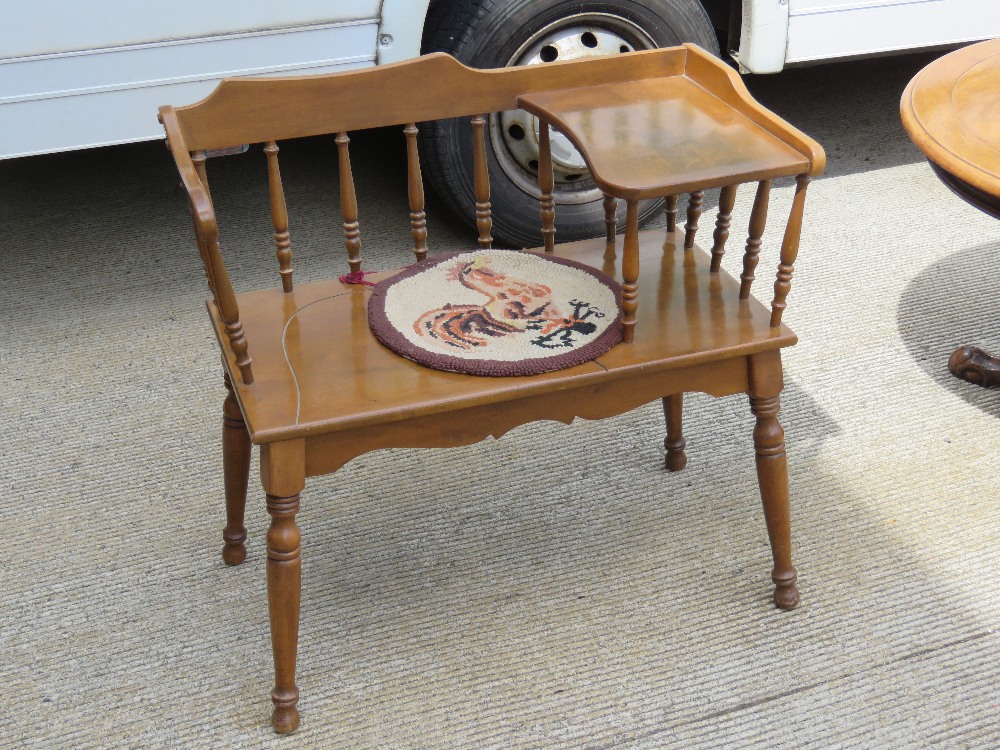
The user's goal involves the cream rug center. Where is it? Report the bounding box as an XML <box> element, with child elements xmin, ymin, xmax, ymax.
<box><xmin>367</xmin><ymin>249</ymin><xmax>623</xmax><ymax>376</ymax></box>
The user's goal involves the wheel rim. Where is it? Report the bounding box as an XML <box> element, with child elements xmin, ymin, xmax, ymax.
<box><xmin>494</xmin><ymin>13</ymin><xmax>657</xmax><ymax>205</ymax></box>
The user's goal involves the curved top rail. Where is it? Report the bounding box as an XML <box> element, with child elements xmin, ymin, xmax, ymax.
<box><xmin>160</xmin><ymin>47</ymin><xmax>688</xmax><ymax>153</ymax></box>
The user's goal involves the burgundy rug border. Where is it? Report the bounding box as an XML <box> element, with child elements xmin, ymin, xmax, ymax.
<box><xmin>367</xmin><ymin>249</ymin><xmax>624</xmax><ymax>377</ymax></box>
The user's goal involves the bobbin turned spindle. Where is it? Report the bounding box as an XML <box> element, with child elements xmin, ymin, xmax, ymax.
<box><xmin>740</xmin><ymin>180</ymin><xmax>771</xmax><ymax>299</ymax></box>
<box><xmin>770</xmin><ymin>175</ymin><xmax>811</xmax><ymax>327</ymax></box>
<box><xmin>603</xmin><ymin>194</ymin><xmax>618</xmax><ymax>248</ymax></box>
<box><xmin>664</xmin><ymin>194</ymin><xmax>678</xmax><ymax>233</ymax></box>
<box><xmin>264</xmin><ymin>141</ymin><xmax>294</xmax><ymax>292</ymax></box>
<box><xmin>403</xmin><ymin>123</ymin><xmax>429</xmax><ymax>261</ymax></box>
<box><xmin>471</xmin><ymin>114</ymin><xmax>493</xmax><ymax>249</ymax></box>
<box><xmin>684</xmin><ymin>190</ymin><xmax>704</xmax><ymax>249</ymax></box>
<box><xmin>538</xmin><ymin>120</ymin><xmax>556</xmax><ymax>252</ymax></box>
<box><xmin>335</xmin><ymin>132</ymin><xmax>362</xmax><ymax>274</ymax></box>
<box><xmin>710</xmin><ymin>184</ymin><xmax>738</xmax><ymax>273</ymax></box>
<box><xmin>621</xmin><ymin>200</ymin><xmax>640</xmax><ymax>342</ymax></box>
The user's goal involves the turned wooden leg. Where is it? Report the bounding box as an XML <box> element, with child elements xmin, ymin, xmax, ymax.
<box><xmin>222</xmin><ymin>373</ymin><xmax>250</xmax><ymax>565</ymax></box>
<box><xmin>748</xmin><ymin>353</ymin><xmax>799</xmax><ymax>610</ymax></box>
<box><xmin>949</xmin><ymin>345</ymin><xmax>1000</xmax><ymax>388</ymax></box>
<box><xmin>262</xmin><ymin>440</ymin><xmax>305</xmax><ymax>734</ymax></box>
<box><xmin>684</xmin><ymin>190</ymin><xmax>704</xmax><ymax>249</ymax></box>
<box><xmin>662</xmin><ymin>394</ymin><xmax>687</xmax><ymax>471</ymax></box>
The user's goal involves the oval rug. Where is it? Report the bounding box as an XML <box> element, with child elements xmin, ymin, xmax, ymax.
<box><xmin>367</xmin><ymin>249</ymin><xmax>623</xmax><ymax>376</ymax></box>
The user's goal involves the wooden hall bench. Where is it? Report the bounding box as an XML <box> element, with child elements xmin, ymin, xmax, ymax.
<box><xmin>158</xmin><ymin>44</ymin><xmax>824</xmax><ymax>734</ymax></box>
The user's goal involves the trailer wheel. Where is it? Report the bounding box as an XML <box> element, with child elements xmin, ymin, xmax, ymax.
<box><xmin>420</xmin><ymin>0</ymin><xmax>720</xmax><ymax>247</ymax></box>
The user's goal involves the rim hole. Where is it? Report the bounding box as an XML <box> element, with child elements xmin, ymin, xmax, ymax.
<box><xmin>564</xmin><ymin>173</ymin><xmax>583</xmax><ymax>181</ymax></box>
<box><xmin>507</xmin><ymin>123</ymin><xmax>526</xmax><ymax>141</ymax></box>
<box><xmin>619</xmin><ymin>45</ymin><xmax>630</xmax><ymax>53</ymax></box>
<box><xmin>528</xmin><ymin>159</ymin><xmax>539</xmax><ymax>170</ymax></box>
<box><xmin>540</xmin><ymin>45</ymin><xmax>559</xmax><ymax>62</ymax></box>
<box><xmin>581</xmin><ymin>31</ymin><xmax>599</xmax><ymax>48</ymax></box>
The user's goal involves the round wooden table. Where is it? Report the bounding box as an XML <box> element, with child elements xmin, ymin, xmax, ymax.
<box><xmin>901</xmin><ymin>38</ymin><xmax>1000</xmax><ymax>388</ymax></box>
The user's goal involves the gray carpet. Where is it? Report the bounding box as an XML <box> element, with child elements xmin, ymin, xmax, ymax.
<box><xmin>2</xmin><ymin>52</ymin><xmax>999</xmax><ymax>748</ymax></box>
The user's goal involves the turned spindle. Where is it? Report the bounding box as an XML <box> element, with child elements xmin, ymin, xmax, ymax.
<box><xmin>709</xmin><ymin>184</ymin><xmax>738</xmax><ymax>273</ymax></box>
<box><xmin>471</xmin><ymin>115</ymin><xmax>493</xmax><ymax>249</ymax></box>
<box><xmin>403</xmin><ymin>123</ymin><xmax>428</xmax><ymax>261</ymax></box>
<box><xmin>222</xmin><ymin>316</ymin><xmax>253</xmax><ymax>385</ymax></box>
<box><xmin>189</xmin><ymin>151</ymin><xmax>216</xmax><ymax>295</ymax></box>
<box><xmin>603</xmin><ymin>194</ymin><xmax>617</xmax><ymax>247</ymax></box>
<box><xmin>770</xmin><ymin>175</ymin><xmax>811</xmax><ymax>327</ymax></box>
<box><xmin>264</xmin><ymin>141</ymin><xmax>294</xmax><ymax>292</ymax></box>
<box><xmin>184</xmin><ymin>146</ymin><xmax>250</xmax><ymax>383</ymax></box>
<box><xmin>335</xmin><ymin>132</ymin><xmax>362</xmax><ymax>273</ymax></box>
<box><xmin>664</xmin><ymin>194</ymin><xmax>678</xmax><ymax>233</ymax></box>
<box><xmin>621</xmin><ymin>200</ymin><xmax>640</xmax><ymax>342</ymax></box>
<box><xmin>201</xmin><ymin>222</ymin><xmax>252</xmax><ymax>384</ymax></box>
<box><xmin>538</xmin><ymin>120</ymin><xmax>556</xmax><ymax>252</ymax></box>
<box><xmin>684</xmin><ymin>191</ymin><xmax>704</xmax><ymax>249</ymax></box>
<box><xmin>740</xmin><ymin>180</ymin><xmax>771</xmax><ymax>299</ymax></box>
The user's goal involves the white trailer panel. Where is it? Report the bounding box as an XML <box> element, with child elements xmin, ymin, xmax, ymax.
<box><xmin>786</xmin><ymin>0</ymin><xmax>1000</xmax><ymax>64</ymax></box>
<box><xmin>0</xmin><ymin>21</ymin><xmax>378</xmax><ymax>158</ymax></box>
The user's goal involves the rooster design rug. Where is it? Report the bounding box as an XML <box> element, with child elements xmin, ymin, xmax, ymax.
<box><xmin>367</xmin><ymin>249</ymin><xmax>623</xmax><ymax>376</ymax></box>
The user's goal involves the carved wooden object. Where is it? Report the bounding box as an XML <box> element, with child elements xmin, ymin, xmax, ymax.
<box><xmin>684</xmin><ymin>190</ymin><xmax>704</xmax><ymax>249</ymax></box>
<box><xmin>264</xmin><ymin>141</ymin><xmax>294</xmax><ymax>292</ymax></box>
<box><xmin>222</xmin><ymin>373</ymin><xmax>250</xmax><ymax>565</ymax></box>
<box><xmin>748</xmin><ymin>352</ymin><xmax>798</xmax><ymax>610</ymax></box>
<box><xmin>160</xmin><ymin>44</ymin><xmax>824</xmax><ymax>733</ymax></box>
<box><xmin>770</xmin><ymin>175</ymin><xmax>810</xmax><ymax>327</ymax></box>
<box><xmin>191</xmin><ymin>150</ymin><xmax>211</xmax><ymax>201</ymax></box>
<box><xmin>740</xmin><ymin>180</ymin><xmax>771</xmax><ymax>299</ymax></box>
<box><xmin>189</xmin><ymin>150</ymin><xmax>217</xmax><ymax>294</ymax></box>
<box><xmin>206</xmin><ymin>232</ymin><xmax>253</xmax><ymax>385</ymax></box>
<box><xmin>471</xmin><ymin>114</ymin><xmax>493</xmax><ymax>249</ymax></box>
<box><xmin>262</xmin><ymin>440</ymin><xmax>304</xmax><ymax>734</ymax></box>
<box><xmin>710</xmin><ymin>184</ymin><xmax>738</xmax><ymax>273</ymax></box>
<box><xmin>664</xmin><ymin>194</ymin><xmax>678</xmax><ymax>233</ymax></box>
<box><xmin>662</xmin><ymin>393</ymin><xmax>687</xmax><ymax>471</ymax></box>
<box><xmin>336</xmin><ymin>132</ymin><xmax>362</xmax><ymax>273</ymax></box>
<box><xmin>621</xmin><ymin>200</ymin><xmax>640</xmax><ymax>343</ymax></box>
<box><xmin>538</xmin><ymin>120</ymin><xmax>556</xmax><ymax>252</ymax></box>
<box><xmin>403</xmin><ymin>123</ymin><xmax>428</xmax><ymax>261</ymax></box>
<box><xmin>948</xmin><ymin>346</ymin><xmax>1000</xmax><ymax>387</ymax></box>
<box><xmin>603</xmin><ymin>194</ymin><xmax>617</xmax><ymax>246</ymax></box>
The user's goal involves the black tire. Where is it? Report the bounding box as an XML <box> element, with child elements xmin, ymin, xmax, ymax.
<box><xmin>420</xmin><ymin>0</ymin><xmax>720</xmax><ymax>247</ymax></box>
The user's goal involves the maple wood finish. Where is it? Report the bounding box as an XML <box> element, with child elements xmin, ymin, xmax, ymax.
<box><xmin>901</xmin><ymin>39</ymin><xmax>1000</xmax><ymax>389</ymax></box>
<box><xmin>160</xmin><ymin>44</ymin><xmax>823</xmax><ymax>733</ymax></box>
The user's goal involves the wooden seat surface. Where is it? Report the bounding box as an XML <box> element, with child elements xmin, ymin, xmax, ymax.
<box><xmin>218</xmin><ymin>229</ymin><xmax>795</xmax><ymax>449</ymax></box>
